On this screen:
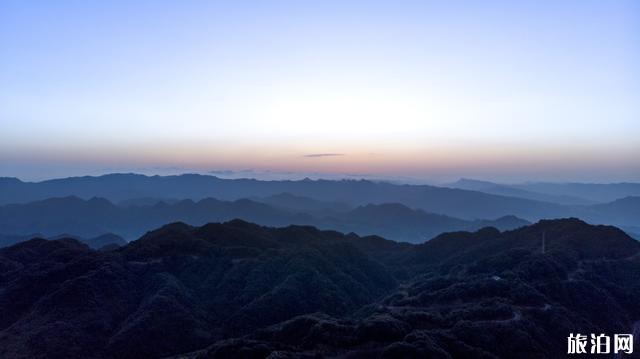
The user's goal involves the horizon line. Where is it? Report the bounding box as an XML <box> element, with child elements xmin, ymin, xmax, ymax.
<box><xmin>2</xmin><ymin>172</ymin><xmax>640</xmax><ymax>186</ymax></box>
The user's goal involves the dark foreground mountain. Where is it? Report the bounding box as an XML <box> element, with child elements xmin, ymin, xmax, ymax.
<box><xmin>193</xmin><ymin>219</ymin><xmax>640</xmax><ymax>358</ymax></box>
<box><xmin>0</xmin><ymin>196</ymin><xmax>530</xmax><ymax>243</ymax></box>
<box><xmin>1</xmin><ymin>218</ymin><xmax>639</xmax><ymax>358</ymax></box>
<box><xmin>0</xmin><ymin>220</ymin><xmax>397</xmax><ymax>358</ymax></box>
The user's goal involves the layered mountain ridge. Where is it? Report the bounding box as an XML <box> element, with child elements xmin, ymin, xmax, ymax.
<box><xmin>2</xmin><ymin>174</ymin><xmax>638</xmax><ymax>232</ymax></box>
<box><xmin>0</xmin><ymin>195</ymin><xmax>530</xmax><ymax>243</ymax></box>
<box><xmin>0</xmin><ymin>174</ymin><xmax>569</xmax><ymax>220</ymax></box>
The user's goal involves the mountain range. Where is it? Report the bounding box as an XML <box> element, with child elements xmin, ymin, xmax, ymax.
<box><xmin>0</xmin><ymin>174</ymin><xmax>571</xmax><ymax>220</ymax></box>
<box><xmin>0</xmin><ymin>218</ymin><xmax>638</xmax><ymax>358</ymax></box>
<box><xmin>0</xmin><ymin>196</ymin><xmax>530</xmax><ymax>243</ymax></box>
<box><xmin>448</xmin><ymin>178</ymin><xmax>640</xmax><ymax>204</ymax></box>
<box><xmin>0</xmin><ymin>232</ymin><xmax>126</xmax><ymax>250</ymax></box>
<box><xmin>2</xmin><ymin>174</ymin><xmax>639</xmax><ymax>229</ymax></box>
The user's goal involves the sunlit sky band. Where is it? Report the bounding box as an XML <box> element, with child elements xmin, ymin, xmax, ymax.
<box><xmin>1</xmin><ymin>1</ymin><xmax>638</xmax><ymax>181</ymax></box>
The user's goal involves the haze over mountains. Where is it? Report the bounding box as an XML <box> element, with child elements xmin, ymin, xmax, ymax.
<box><xmin>448</xmin><ymin>178</ymin><xmax>640</xmax><ymax>204</ymax></box>
<box><xmin>0</xmin><ymin>196</ymin><xmax>530</xmax><ymax>244</ymax></box>
<box><xmin>0</xmin><ymin>174</ymin><xmax>567</xmax><ymax>220</ymax></box>
<box><xmin>1</xmin><ymin>174</ymin><xmax>638</xmax><ymax>244</ymax></box>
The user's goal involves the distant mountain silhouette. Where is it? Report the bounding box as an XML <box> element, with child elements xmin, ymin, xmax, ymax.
<box><xmin>586</xmin><ymin>196</ymin><xmax>640</xmax><ymax>226</ymax></box>
<box><xmin>446</xmin><ymin>178</ymin><xmax>595</xmax><ymax>205</ymax></box>
<box><xmin>0</xmin><ymin>219</ymin><xmax>638</xmax><ymax>358</ymax></box>
<box><xmin>48</xmin><ymin>233</ymin><xmax>127</xmax><ymax>249</ymax></box>
<box><xmin>0</xmin><ymin>195</ymin><xmax>305</xmax><ymax>239</ymax></box>
<box><xmin>626</xmin><ymin>229</ymin><xmax>640</xmax><ymax>240</ymax></box>
<box><xmin>517</xmin><ymin>182</ymin><xmax>640</xmax><ymax>203</ymax></box>
<box><xmin>470</xmin><ymin>214</ymin><xmax>532</xmax><ymax>231</ymax></box>
<box><xmin>0</xmin><ymin>196</ymin><xmax>530</xmax><ymax>243</ymax></box>
<box><xmin>324</xmin><ymin>203</ymin><xmax>530</xmax><ymax>242</ymax></box>
<box><xmin>251</xmin><ymin>192</ymin><xmax>352</xmax><ymax>215</ymax></box>
<box><xmin>0</xmin><ymin>232</ymin><xmax>125</xmax><ymax>250</ymax></box>
<box><xmin>0</xmin><ymin>173</ymin><xmax>569</xmax><ymax>220</ymax></box>
<box><xmin>117</xmin><ymin>197</ymin><xmax>180</xmax><ymax>207</ymax></box>
<box><xmin>449</xmin><ymin>178</ymin><xmax>640</xmax><ymax>203</ymax></box>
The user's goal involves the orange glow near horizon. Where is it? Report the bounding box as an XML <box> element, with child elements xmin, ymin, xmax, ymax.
<box><xmin>4</xmin><ymin>139</ymin><xmax>637</xmax><ymax>183</ymax></box>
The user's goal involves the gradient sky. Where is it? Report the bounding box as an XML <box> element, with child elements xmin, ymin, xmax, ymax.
<box><xmin>1</xmin><ymin>0</ymin><xmax>639</xmax><ymax>182</ymax></box>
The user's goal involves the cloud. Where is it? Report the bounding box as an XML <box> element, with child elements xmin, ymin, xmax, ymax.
<box><xmin>303</xmin><ymin>153</ymin><xmax>345</xmax><ymax>158</ymax></box>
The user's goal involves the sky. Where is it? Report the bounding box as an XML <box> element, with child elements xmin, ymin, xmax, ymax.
<box><xmin>1</xmin><ymin>0</ymin><xmax>639</xmax><ymax>183</ymax></box>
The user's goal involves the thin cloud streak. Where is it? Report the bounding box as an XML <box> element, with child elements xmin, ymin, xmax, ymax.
<box><xmin>303</xmin><ymin>153</ymin><xmax>345</xmax><ymax>158</ymax></box>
